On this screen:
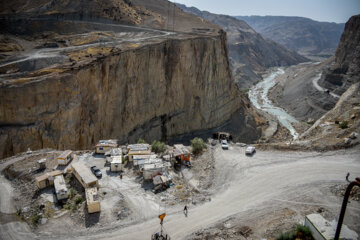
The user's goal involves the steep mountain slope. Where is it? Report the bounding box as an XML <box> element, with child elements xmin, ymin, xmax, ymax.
<box><xmin>269</xmin><ymin>15</ymin><xmax>360</xmax><ymax>149</ymax></box>
<box><xmin>0</xmin><ymin>0</ymin><xmax>219</xmax><ymax>32</ymax></box>
<box><xmin>0</xmin><ymin>0</ymin><xmax>263</xmax><ymax>158</ymax></box>
<box><xmin>236</xmin><ymin>16</ymin><xmax>345</xmax><ymax>57</ymax></box>
<box><xmin>319</xmin><ymin>14</ymin><xmax>360</xmax><ymax>95</ymax></box>
<box><xmin>177</xmin><ymin>4</ymin><xmax>308</xmax><ymax>89</ymax></box>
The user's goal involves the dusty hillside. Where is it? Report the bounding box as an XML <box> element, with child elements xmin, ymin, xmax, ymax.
<box><xmin>298</xmin><ymin>82</ymin><xmax>360</xmax><ymax>149</ymax></box>
<box><xmin>270</xmin><ymin>15</ymin><xmax>359</xmax><ymax>122</ymax></box>
<box><xmin>268</xmin><ymin>15</ymin><xmax>360</xmax><ymax>149</ymax></box>
<box><xmin>0</xmin><ymin>0</ymin><xmax>219</xmax><ymax>33</ymax></box>
<box><xmin>319</xmin><ymin>14</ymin><xmax>360</xmax><ymax>96</ymax></box>
<box><xmin>0</xmin><ymin>0</ymin><xmax>263</xmax><ymax>158</ymax></box>
<box><xmin>298</xmin><ymin>15</ymin><xmax>360</xmax><ymax>148</ymax></box>
<box><xmin>236</xmin><ymin>16</ymin><xmax>345</xmax><ymax>58</ymax></box>
<box><xmin>177</xmin><ymin>4</ymin><xmax>308</xmax><ymax>89</ymax></box>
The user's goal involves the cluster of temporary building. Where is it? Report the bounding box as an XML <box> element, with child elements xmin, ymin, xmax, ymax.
<box><xmin>34</xmin><ymin>140</ymin><xmax>191</xmax><ymax>214</ymax></box>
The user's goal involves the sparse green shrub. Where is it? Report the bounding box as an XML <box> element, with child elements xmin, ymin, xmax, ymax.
<box><xmin>69</xmin><ymin>188</ymin><xmax>76</xmax><ymax>199</ymax></box>
<box><xmin>296</xmin><ymin>224</ymin><xmax>313</xmax><ymax>239</ymax></box>
<box><xmin>339</xmin><ymin>121</ymin><xmax>349</xmax><ymax>129</ymax></box>
<box><xmin>276</xmin><ymin>230</ymin><xmax>296</xmax><ymax>240</ymax></box>
<box><xmin>137</xmin><ymin>138</ymin><xmax>146</xmax><ymax>144</ymax></box>
<box><xmin>30</xmin><ymin>213</ymin><xmax>41</xmax><ymax>225</ymax></box>
<box><xmin>16</xmin><ymin>208</ymin><xmax>22</xmax><ymax>216</ymax></box>
<box><xmin>276</xmin><ymin>225</ymin><xmax>313</xmax><ymax>240</ymax></box>
<box><xmin>122</xmin><ymin>156</ymin><xmax>126</xmax><ymax>164</ymax></box>
<box><xmin>191</xmin><ymin>137</ymin><xmax>207</xmax><ymax>154</ymax></box>
<box><xmin>63</xmin><ymin>201</ymin><xmax>71</xmax><ymax>210</ymax></box>
<box><xmin>75</xmin><ymin>196</ymin><xmax>83</xmax><ymax>204</ymax></box>
<box><xmin>70</xmin><ymin>204</ymin><xmax>77</xmax><ymax>211</ymax></box>
<box><xmin>65</xmin><ymin>173</ymin><xmax>72</xmax><ymax>183</ymax></box>
<box><xmin>151</xmin><ymin>140</ymin><xmax>166</xmax><ymax>153</ymax></box>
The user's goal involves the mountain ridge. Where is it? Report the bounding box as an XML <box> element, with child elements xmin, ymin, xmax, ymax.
<box><xmin>236</xmin><ymin>15</ymin><xmax>345</xmax><ymax>57</ymax></box>
<box><xmin>177</xmin><ymin>3</ymin><xmax>308</xmax><ymax>89</ymax></box>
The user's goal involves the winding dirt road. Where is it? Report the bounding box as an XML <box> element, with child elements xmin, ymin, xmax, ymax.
<box><xmin>1</xmin><ymin>146</ymin><xmax>359</xmax><ymax>240</ymax></box>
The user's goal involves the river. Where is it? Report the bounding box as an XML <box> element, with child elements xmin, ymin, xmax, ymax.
<box><xmin>248</xmin><ymin>68</ymin><xmax>300</xmax><ymax>139</ymax></box>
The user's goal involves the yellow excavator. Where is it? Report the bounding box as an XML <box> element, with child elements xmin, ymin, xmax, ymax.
<box><xmin>151</xmin><ymin>213</ymin><xmax>171</xmax><ymax>240</ymax></box>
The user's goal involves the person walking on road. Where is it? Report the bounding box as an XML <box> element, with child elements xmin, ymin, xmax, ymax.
<box><xmin>183</xmin><ymin>205</ymin><xmax>188</xmax><ymax>217</ymax></box>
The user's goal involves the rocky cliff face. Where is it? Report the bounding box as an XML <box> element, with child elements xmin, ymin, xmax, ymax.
<box><xmin>320</xmin><ymin>15</ymin><xmax>360</xmax><ymax>95</ymax></box>
<box><xmin>0</xmin><ymin>33</ymin><xmax>260</xmax><ymax>158</ymax></box>
<box><xmin>176</xmin><ymin>4</ymin><xmax>308</xmax><ymax>89</ymax></box>
<box><xmin>0</xmin><ymin>0</ymin><xmax>264</xmax><ymax>158</ymax></box>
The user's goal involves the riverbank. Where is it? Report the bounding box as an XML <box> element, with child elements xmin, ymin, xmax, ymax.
<box><xmin>267</xmin><ymin>60</ymin><xmax>337</xmax><ymax>122</ymax></box>
<box><xmin>248</xmin><ymin>67</ymin><xmax>308</xmax><ymax>141</ymax></box>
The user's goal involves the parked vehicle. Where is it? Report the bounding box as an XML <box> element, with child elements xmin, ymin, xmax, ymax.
<box><xmin>90</xmin><ymin>166</ymin><xmax>102</xmax><ymax>178</ymax></box>
<box><xmin>221</xmin><ymin>140</ymin><xmax>229</xmax><ymax>150</ymax></box>
<box><xmin>245</xmin><ymin>146</ymin><xmax>256</xmax><ymax>155</ymax></box>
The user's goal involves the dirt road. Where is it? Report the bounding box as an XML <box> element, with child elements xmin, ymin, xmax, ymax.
<box><xmin>1</xmin><ymin>146</ymin><xmax>359</xmax><ymax>240</ymax></box>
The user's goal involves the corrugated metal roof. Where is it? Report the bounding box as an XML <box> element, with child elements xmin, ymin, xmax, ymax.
<box><xmin>173</xmin><ymin>144</ymin><xmax>190</xmax><ymax>156</ymax></box>
<box><xmin>57</xmin><ymin>150</ymin><xmax>72</xmax><ymax>159</ymax></box>
<box><xmin>35</xmin><ymin>170</ymin><xmax>63</xmax><ymax>182</ymax></box>
<box><xmin>86</xmin><ymin>187</ymin><xmax>99</xmax><ymax>204</ymax></box>
<box><xmin>111</xmin><ymin>156</ymin><xmax>123</xmax><ymax>164</ymax></box>
<box><xmin>96</xmin><ymin>139</ymin><xmax>118</xmax><ymax>147</ymax></box>
<box><xmin>54</xmin><ymin>175</ymin><xmax>68</xmax><ymax>193</ymax></box>
<box><xmin>71</xmin><ymin>162</ymin><xmax>98</xmax><ymax>185</ymax></box>
<box><xmin>127</xmin><ymin>144</ymin><xmax>150</xmax><ymax>151</ymax></box>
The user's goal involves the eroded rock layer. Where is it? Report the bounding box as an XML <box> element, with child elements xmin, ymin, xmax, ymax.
<box><xmin>0</xmin><ymin>33</ymin><xmax>259</xmax><ymax>158</ymax></box>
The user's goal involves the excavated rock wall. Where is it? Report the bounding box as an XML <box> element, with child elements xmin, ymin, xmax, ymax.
<box><xmin>320</xmin><ymin>14</ymin><xmax>360</xmax><ymax>95</ymax></box>
<box><xmin>0</xmin><ymin>34</ymin><xmax>256</xmax><ymax>158</ymax></box>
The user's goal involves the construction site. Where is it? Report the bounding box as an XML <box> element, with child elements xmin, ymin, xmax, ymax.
<box><xmin>0</xmin><ymin>0</ymin><xmax>360</xmax><ymax>240</ymax></box>
<box><xmin>0</xmin><ymin>138</ymin><xmax>359</xmax><ymax>240</ymax></box>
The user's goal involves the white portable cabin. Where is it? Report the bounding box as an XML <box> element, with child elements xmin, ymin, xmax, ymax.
<box><xmin>86</xmin><ymin>187</ymin><xmax>101</xmax><ymax>213</ymax></box>
<box><xmin>54</xmin><ymin>175</ymin><xmax>68</xmax><ymax>201</ymax></box>
<box><xmin>71</xmin><ymin>162</ymin><xmax>98</xmax><ymax>188</ymax></box>
<box><xmin>133</xmin><ymin>154</ymin><xmax>159</xmax><ymax>167</ymax></box>
<box><xmin>110</xmin><ymin>156</ymin><xmax>123</xmax><ymax>172</ymax></box>
<box><xmin>143</xmin><ymin>163</ymin><xmax>166</xmax><ymax>180</ymax></box>
<box><xmin>95</xmin><ymin>140</ymin><xmax>118</xmax><ymax>154</ymax></box>
<box><xmin>57</xmin><ymin>150</ymin><xmax>73</xmax><ymax>166</ymax></box>
<box><xmin>127</xmin><ymin>144</ymin><xmax>151</xmax><ymax>161</ymax></box>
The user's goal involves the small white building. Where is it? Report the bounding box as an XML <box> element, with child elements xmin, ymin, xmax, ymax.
<box><xmin>86</xmin><ymin>187</ymin><xmax>101</xmax><ymax>213</ymax></box>
<box><xmin>57</xmin><ymin>150</ymin><xmax>73</xmax><ymax>166</ymax></box>
<box><xmin>54</xmin><ymin>175</ymin><xmax>68</xmax><ymax>201</ymax></box>
<box><xmin>71</xmin><ymin>162</ymin><xmax>98</xmax><ymax>188</ymax></box>
<box><xmin>95</xmin><ymin>140</ymin><xmax>118</xmax><ymax>154</ymax></box>
<box><xmin>143</xmin><ymin>163</ymin><xmax>166</xmax><ymax>180</ymax></box>
<box><xmin>127</xmin><ymin>144</ymin><xmax>151</xmax><ymax>161</ymax></box>
<box><xmin>110</xmin><ymin>156</ymin><xmax>123</xmax><ymax>172</ymax></box>
<box><xmin>127</xmin><ymin>144</ymin><xmax>150</xmax><ymax>151</ymax></box>
<box><xmin>133</xmin><ymin>154</ymin><xmax>158</xmax><ymax>167</ymax></box>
